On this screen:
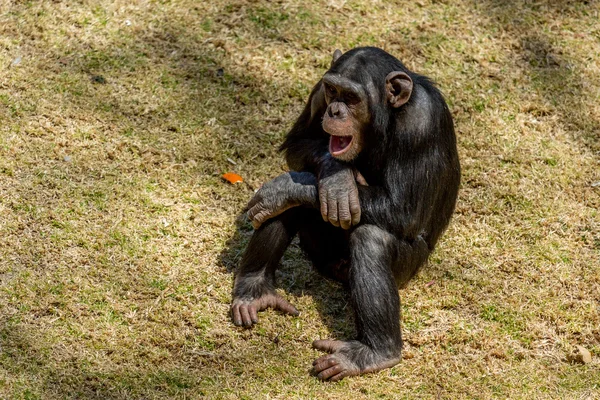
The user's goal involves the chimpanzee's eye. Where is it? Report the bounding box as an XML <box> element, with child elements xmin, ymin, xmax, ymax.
<box><xmin>324</xmin><ymin>83</ymin><xmax>336</xmax><ymax>97</ymax></box>
<box><xmin>345</xmin><ymin>92</ymin><xmax>360</xmax><ymax>104</ymax></box>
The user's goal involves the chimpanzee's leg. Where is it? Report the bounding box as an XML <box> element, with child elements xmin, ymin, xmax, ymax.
<box><xmin>311</xmin><ymin>224</ymin><xmax>404</xmax><ymax>381</ymax></box>
<box><xmin>231</xmin><ymin>208</ymin><xmax>307</xmax><ymax>327</ymax></box>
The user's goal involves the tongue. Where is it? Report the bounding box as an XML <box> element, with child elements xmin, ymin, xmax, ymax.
<box><xmin>331</xmin><ymin>135</ymin><xmax>352</xmax><ymax>153</ymax></box>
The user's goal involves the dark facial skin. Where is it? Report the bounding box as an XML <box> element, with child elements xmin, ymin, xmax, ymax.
<box><xmin>320</xmin><ymin>74</ymin><xmax>369</xmax><ymax>162</ymax></box>
<box><xmin>231</xmin><ymin>47</ymin><xmax>461</xmax><ymax>381</ymax></box>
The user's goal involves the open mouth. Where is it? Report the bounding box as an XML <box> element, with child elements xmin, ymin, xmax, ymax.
<box><xmin>329</xmin><ymin>135</ymin><xmax>353</xmax><ymax>156</ymax></box>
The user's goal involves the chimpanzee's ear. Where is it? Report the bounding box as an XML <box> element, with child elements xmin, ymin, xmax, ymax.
<box><xmin>331</xmin><ymin>49</ymin><xmax>343</xmax><ymax>67</ymax></box>
<box><xmin>385</xmin><ymin>71</ymin><xmax>413</xmax><ymax>108</ymax></box>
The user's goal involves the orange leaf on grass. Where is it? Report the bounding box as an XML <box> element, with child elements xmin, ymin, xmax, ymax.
<box><xmin>222</xmin><ymin>172</ymin><xmax>243</xmax><ymax>184</ymax></box>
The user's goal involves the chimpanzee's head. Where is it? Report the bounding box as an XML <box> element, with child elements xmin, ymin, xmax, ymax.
<box><xmin>320</xmin><ymin>48</ymin><xmax>413</xmax><ymax>161</ymax></box>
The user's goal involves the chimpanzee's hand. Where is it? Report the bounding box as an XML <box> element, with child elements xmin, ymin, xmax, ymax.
<box><xmin>247</xmin><ymin>172</ymin><xmax>318</xmax><ymax>229</ymax></box>
<box><xmin>318</xmin><ymin>165</ymin><xmax>361</xmax><ymax>230</ymax></box>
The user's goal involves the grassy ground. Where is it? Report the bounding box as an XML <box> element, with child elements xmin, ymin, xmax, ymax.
<box><xmin>1</xmin><ymin>0</ymin><xmax>599</xmax><ymax>398</ymax></box>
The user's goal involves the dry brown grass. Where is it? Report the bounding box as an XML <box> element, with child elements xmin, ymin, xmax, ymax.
<box><xmin>0</xmin><ymin>0</ymin><xmax>599</xmax><ymax>398</ymax></box>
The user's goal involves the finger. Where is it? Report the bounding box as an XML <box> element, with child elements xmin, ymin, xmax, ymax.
<box><xmin>232</xmin><ymin>304</ymin><xmax>243</xmax><ymax>326</ymax></box>
<box><xmin>249</xmin><ymin>206</ymin><xmax>288</xmax><ymax>230</ymax></box>
<box><xmin>246</xmin><ymin>194</ymin><xmax>260</xmax><ymax>210</ymax></box>
<box><xmin>327</xmin><ymin>195</ymin><xmax>339</xmax><ymax>227</ymax></box>
<box><xmin>354</xmin><ymin>171</ymin><xmax>368</xmax><ymax>186</ymax></box>
<box><xmin>312</xmin><ymin>339</ymin><xmax>343</xmax><ymax>353</ymax></box>
<box><xmin>319</xmin><ymin>189</ymin><xmax>328</xmax><ymax>222</ymax></box>
<box><xmin>247</xmin><ymin>204</ymin><xmax>260</xmax><ymax>222</ymax></box>
<box><xmin>274</xmin><ymin>295</ymin><xmax>300</xmax><ymax>316</ymax></box>
<box><xmin>338</xmin><ymin>195</ymin><xmax>351</xmax><ymax>230</ymax></box>
<box><xmin>248</xmin><ymin>304</ymin><xmax>259</xmax><ymax>324</ymax></box>
<box><xmin>248</xmin><ymin>208</ymin><xmax>268</xmax><ymax>229</ymax></box>
<box><xmin>248</xmin><ymin>209</ymin><xmax>262</xmax><ymax>229</ymax></box>
<box><xmin>248</xmin><ymin>204</ymin><xmax>271</xmax><ymax>222</ymax></box>
<box><xmin>239</xmin><ymin>305</ymin><xmax>253</xmax><ymax>327</ymax></box>
<box><xmin>349</xmin><ymin>192</ymin><xmax>361</xmax><ymax>226</ymax></box>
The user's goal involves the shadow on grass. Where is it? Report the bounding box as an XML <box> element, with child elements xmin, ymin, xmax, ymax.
<box><xmin>1</xmin><ymin>6</ymin><xmax>351</xmax><ymax>397</ymax></box>
<box><xmin>14</xmin><ymin>7</ymin><xmax>316</xmax><ymax>177</ymax></box>
<box><xmin>4</xmin><ymin>3</ymin><xmax>354</xmax><ymax>391</ymax></box>
<box><xmin>0</xmin><ymin>318</ymin><xmax>237</xmax><ymax>399</ymax></box>
<box><xmin>472</xmin><ymin>0</ymin><xmax>600</xmax><ymax>157</ymax></box>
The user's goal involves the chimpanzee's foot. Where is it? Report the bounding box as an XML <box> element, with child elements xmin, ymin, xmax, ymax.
<box><xmin>231</xmin><ymin>292</ymin><xmax>299</xmax><ymax>327</ymax></box>
<box><xmin>311</xmin><ymin>339</ymin><xmax>400</xmax><ymax>381</ymax></box>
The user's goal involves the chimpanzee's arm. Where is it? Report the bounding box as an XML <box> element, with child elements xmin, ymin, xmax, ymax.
<box><xmin>247</xmin><ymin>175</ymin><xmax>404</xmax><ymax>235</ymax></box>
<box><xmin>354</xmin><ymin>186</ymin><xmax>408</xmax><ymax>237</ymax></box>
<box><xmin>248</xmin><ymin>151</ymin><xmax>445</xmax><ymax>239</ymax></box>
<box><xmin>354</xmin><ymin>155</ymin><xmax>449</xmax><ymax>239</ymax></box>
<box><xmin>280</xmin><ymin>132</ymin><xmax>331</xmax><ymax>174</ymax></box>
<box><xmin>246</xmin><ymin>172</ymin><xmax>319</xmax><ymax>229</ymax></box>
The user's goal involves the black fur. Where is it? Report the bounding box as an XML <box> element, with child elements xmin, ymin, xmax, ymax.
<box><xmin>233</xmin><ymin>47</ymin><xmax>460</xmax><ymax>377</ymax></box>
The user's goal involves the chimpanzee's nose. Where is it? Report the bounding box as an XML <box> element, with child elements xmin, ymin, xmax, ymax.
<box><xmin>330</xmin><ymin>103</ymin><xmax>340</xmax><ymax>117</ymax></box>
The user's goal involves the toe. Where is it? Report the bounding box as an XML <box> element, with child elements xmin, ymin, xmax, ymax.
<box><xmin>248</xmin><ymin>304</ymin><xmax>259</xmax><ymax>324</ymax></box>
<box><xmin>231</xmin><ymin>304</ymin><xmax>242</xmax><ymax>326</ymax></box>
<box><xmin>312</xmin><ymin>339</ymin><xmax>343</xmax><ymax>353</ymax></box>
<box><xmin>312</xmin><ymin>355</ymin><xmax>337</xmax><ymax>372</ymax></box>
<box><xmin>239</xmin><ymin>305</ymin><xmax>253</xmax><ymax>327</ymax></box>
<box><xmin>274</xmin><ymin>295</ymin><xmax>299</xmax><ymax>316</ymax></box>
<box><xmin>312</xmin><ymin>354</ymin><xmax>332</xmax><ymax>366</ymax></box>
<box><xmin>317</xmin><ymin>363</ymin><xmax>344</xmax><ymax>381</ymax></box>
<box><xmin>329</xmin><ymin>371</ymin><xmax>348</xmax><ymax>382</ymax></box>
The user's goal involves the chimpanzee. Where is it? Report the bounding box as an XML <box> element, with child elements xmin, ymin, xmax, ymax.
<box><xmin>231</xmin><ymin>47</ymin><xmax>460</xmax><ymax>381</ymax></box>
